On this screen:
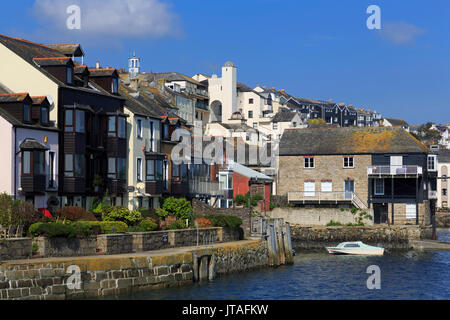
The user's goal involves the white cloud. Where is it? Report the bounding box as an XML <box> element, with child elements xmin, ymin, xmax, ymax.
<box><xmin>32</xmin><ymin>0</ymin><xmax>181</xmax><ymax>39</ymax></box>
<box><xmin>378</xmin><ymin>22</ymin><xmax>425</xmax><ymax>45</ymax></box>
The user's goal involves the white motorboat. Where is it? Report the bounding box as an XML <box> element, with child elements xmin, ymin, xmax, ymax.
<box><xmin>326</xmin><ymin>242</ymin><xmax>384</xmax><ymax>255</ymax></box>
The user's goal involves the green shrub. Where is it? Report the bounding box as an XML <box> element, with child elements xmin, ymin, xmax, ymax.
<box><xmin>28</xmin><ymin>222</ymin><xmax>92</xmax><ymax>239</ymax></box>
<box><xmin>138</xmin><ymin>208</ymin><xmax>159</xmax><ymax>220</ymax></box>
<box><xmin>156</xmin><ymin>208</ymin><xmax>169</xmax><ymax>219</ymax></box>
<box><xmin>140</xmin><ymin>219</ymin><xmax>158</xmax><ymax>232</ymax></box>
<box><xmin>235</xmin><ymin>194</ymin><xmax>247</xmax><ymax>206</ymax></box>
<box><xmin>326</xmin><ymin>220</ymin><xmax>343</xmax><ymax>227</ymax></box>
<box><xmin>252</xmin><ymin>194</ymin><xmax>263</xmax><ymax>202</ymax></box>
<box><xmin>162</xmin><ymin>220</ymin><xmax>186</xmax><ymax>230</ymax></box>
<box><xmin>204</xmin><ymin>214</ymin><xmax>242</xmax><ymax>229</ymax></box>
<box><xmin>32</xmin><ymin>242</ymin><xmax>39</xmax><ymax>253</ymax></box>
<box><xmin>269</xmin><ymin>203</ymin><xmax>275</xmax><ymax>210</ymax></box>
<box><xmin>162</xmin><ymin>197</ymin><xmax>193</xmax><ymax>222</ymax></box>
<box><xmin>102</xmin><ymin>206</ymin><xmax>142</xmax><ymax>226</ymax></box>
<box><xmin>82</xmin><ymin>221</ymin><xmax>129</xmax><ymax>234</ymax></box>
<box><xmin>128</xmin><ymin>226</ymin><xmax>145</xmax><ymax>232</ymax></box>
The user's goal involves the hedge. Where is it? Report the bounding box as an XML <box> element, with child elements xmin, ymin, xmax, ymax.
<box><xmin>29</xmin><ymin>222</ymin><xmax>92</xmax><ymax>239</ymax></box>
<box><xmin>82</xmin><ymin>221</ymin><xmax>129</xmax><ymax>234</ymax></box>
<box><xmin>140</xmin><ymin>219</ymin><xmax>158</xmax><ymax>232</ymax></box>
<box><xmin>204</xmin><ymin>214</ymin><xmax>242</xmax><ymax>230</ymax></box>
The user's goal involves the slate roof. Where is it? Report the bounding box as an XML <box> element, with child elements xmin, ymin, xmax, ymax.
<box><xmin>385</xmin><ymin>118</ymin><xmax>409</xmax><ymax>127</ymax></box>
<box><xmin>438</xmin><ymin>150</ymin><xmax>450</xmax><ymax>163</ymax></box>
<box><xmin>20</xmin><ymin>139</ymin><xmax>49</xmax><ymax>150</ymax></box>
<box><xmin>33</xmin><ymin>57</ymin><xmax>72</xmax><ymax>67</ymax></box>
<box><xmin>280</xmin><ymin>127</ymin><xmax>429</xmax><ymax>156</ymax></box>
<box><xmin>88</xmin><ymin>68</ymin><xmax>118</xmax><ymax>77</ymax></box>
<box><xmin>46</xmin><ymin>44</ymin><xmax>84</xmax><ymax>57</ymax></box>
<box><xmin>272</xmin><ymin>111</ymin><xmax>297</xmax><ymax>123</ymax></box>
<box><xmin>0</xmin><ymin>93</ymin><xmax>29</xmax><ymax>102</ymax></box>
<box><xmin>237</xmin><ymin>83</ymin><xmax>265</xmax><ymax>98</ymax></box>
<box><xmin>155</xmin><ymin>72</ymin><xmax>204</xmax><ymax>86</ymax></box>
<box><xmin>119</xmin><ymin>83</ymin><xmax>160</xmax><ymax>119</ymax></box>
<box><xmin>219</xmin><ymin>122</ymin><xmax>254</xmax><ymax>131</ymax></box>
<box><xmin>0</xmin><ymin>35</ymin><xmax>120</xmax><ymax>99</ymax></box>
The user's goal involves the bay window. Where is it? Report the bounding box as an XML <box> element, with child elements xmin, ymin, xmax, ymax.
<box><xmin>22</xmin><ymin>150</ymin><xmax>45</xmax><ymax>176</ymax></box>
<box><xmin>64</xmin><ymin>154</ymin><xmax>85</xmax><ymax>177</ymax></box>
<box><xmin>146</xmin><ymin>160</ymin><xmax>163</xmax><ymax>181</ymax></box>
<box><xmin>108</xmin><ymin>158</ymin><xmax>126</xmax><ymax>180</ymax></box>
<box><xmin>172</xmin><ymin>162</ymin><xmax>188</xmax><ymax>182</ymax></box>
<box><xmin>108</xmin><ymin>116</ymin><xmax>126</xmax><ymax>138</ymax></box>
<box><xmin>64</xmin><ymin>109</ymin><xmax>85</xmax><ymax>133</ymax></box>
<box><xmin>22</xmin><ymin>151</ymin><xmax>31</xmax><ymax>175</ymax></box>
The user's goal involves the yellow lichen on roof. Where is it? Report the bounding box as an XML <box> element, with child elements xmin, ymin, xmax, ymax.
<box><xmin>351</xmin><ymin>129</ymin><xmax>395</xmax><ymax>153</ymax></box>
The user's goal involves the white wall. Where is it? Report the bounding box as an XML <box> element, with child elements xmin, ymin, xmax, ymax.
<box><xmin>0</xmin><ymin>43</ymin><xmax>59</xmax><ymax>124</ymax></box>
<box><xmin>0</xmin><ymin>117</ymin><xmax>13</xmax><ymax>196</ymax></box>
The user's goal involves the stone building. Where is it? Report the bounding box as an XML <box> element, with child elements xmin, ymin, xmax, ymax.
<box><xmin>278</xmin><ymin>127</ymin><xmax>438</xmax><ymax>226</ymax></box>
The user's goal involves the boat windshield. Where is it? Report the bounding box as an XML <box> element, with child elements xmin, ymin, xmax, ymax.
<box><xmin>344</xmin><ymin>244</ymin><xmax>360</xmax><ymax>248</ymax></box>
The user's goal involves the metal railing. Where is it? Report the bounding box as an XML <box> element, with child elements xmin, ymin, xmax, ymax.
<box><xmin>189</xmin><ymin>180</ymin><xmax>220</xmax><ymax>196</ymax></box>
<box><xmin>287</xmin><ymin>191</ymin><xmax>368</xmax><ymax>209</ymax></box>
<box><xmin>367</xmin><ymin>165</ymin><xmax>423</xmax><ymax>176</ymax></box>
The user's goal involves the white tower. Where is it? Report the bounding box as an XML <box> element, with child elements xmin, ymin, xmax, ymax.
<box><xmin>128</xmin><ymin>53</ymin><xmax>140</xmax><ymax>79</ymax></box>
<box><xmin>221</xmin><ymin>61</ymin><xmax>237</xmax><ymax>122</ymax></box>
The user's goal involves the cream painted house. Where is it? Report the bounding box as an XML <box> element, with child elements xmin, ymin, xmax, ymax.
<box><xmin>120</xmin><ymin>83</ymin><xmax>163</xmax><ymax>211</ymax></box>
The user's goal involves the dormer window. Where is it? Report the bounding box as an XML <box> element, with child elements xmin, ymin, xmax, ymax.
<box><xmin>67</xmin><ymin>67</ymin><xmax>73</xmax><ymax>84</ymax></box>
<box><xmin>23</xmin><ymin>104</ymin><xmax>31</xmax><ymax>122</ymax></box>
<box><xmin>112</xmin><ymin>78</ymin><xmax>118</xmax><ymax>94</ymax></box>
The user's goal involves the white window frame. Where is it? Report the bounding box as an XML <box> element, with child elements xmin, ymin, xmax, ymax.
<box><xmin>343</xmin><ymin>156</ymin><xmax>354</xmax><ymax>168</ymax></box>
<box><xmin>304</xmin><ymin>157</ymin><xmax>315</xmax><ymax>169</ymax></box>
<box><xmin>137</xmin><ymin>157</ymin><xmax>143</xmax><ymax>182</ymax></box>
<box><xmin>136</xmin><ymin>118</ymin><xmax>143</xmax><ymax>139</ymax></box>
<box><xmin>321</xmin><ymin>181</ymin><xmax>332</xmax><ymax>193</ymax></box>
<box><xmin>427</xmin><ymin>155</ymin><xmax>437</xmax><ymax>171</ymax></box>
<box><xmin>406</xmin><ymin>204</ymin><xmax>417</xmax><ymax>219</ymax></box>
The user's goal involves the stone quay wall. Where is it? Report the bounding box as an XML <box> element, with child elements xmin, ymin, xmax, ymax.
<box><xmin>436</xmin><ymin>213</ymin><xmax>450</xmax><ymax>228</ymax></box>
<box><xmin>290</xmin><ymin>225</ymin><xmax>433</xmax><ymax>250</ymax></box>
<box><xmin>269</xmin><ymin>207</ymin><xmax>373</xmax><ymax>226</ymax></box>
<box><xmin>35</xmin><ymin>237</ymin><xmax>97</xmax><ymax>258</ymax></box>
<box><xmin>0</xmin><ymin>240</ymin><xmax>267</xmax><ymax>300</ymax></box>
<box><xmin>0</xmin><ymin>239</ymin><xmax>32</xmax><ymax>261</ymax></box>
<box><xmin>26</xmin><ymin>228</ymin><xmax>241</xmax><ymax>260</ymax></box>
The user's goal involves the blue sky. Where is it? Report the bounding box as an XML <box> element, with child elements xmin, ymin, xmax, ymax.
<box><xmin>1</xmin><ymin>0</ymin><xmax>450</xmax><ymax>124</ymax></box>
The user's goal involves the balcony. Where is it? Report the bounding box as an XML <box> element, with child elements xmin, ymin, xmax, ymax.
<box><xmin>189</xmin><ymin>180</ymin><xmax>220</xmax><ymax>197</ymax></box>
<box><xmin>287</xmin><ymin>191</ymin><xmax>368</xmax><ymax>209</ymax></box>
<box><xmin>146</xmin><ymin>181</ymin><xmax>164</xmax><ymax>195</ymax></box>
<box><xmin>367</xmin><ymin>166</ymin><xmax>423</xmax><ymax>176</ymax></box>
<box><xmin>21</xmin><ymin>174</ymin><xmax>46</xmax><ymax>194</ymax></box>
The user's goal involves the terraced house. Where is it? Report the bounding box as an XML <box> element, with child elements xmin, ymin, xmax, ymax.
<box><xmin>0</xmin><ymin>35</ymin><xmax>127</xmax><ymax>209</ymax></box>
<box><xmin>278</xmin><ymin>127</ymin><xmax>437</xmax><ymax>226</ymax></box>
<box><xmin>0</xmin><ymin>92</ymin><xmax>59</xmax><ymax>210</ymax></box>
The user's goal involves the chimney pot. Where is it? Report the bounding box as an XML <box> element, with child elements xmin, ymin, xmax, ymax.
<box><xmin>96</xmin><ymin>61</ymin><xmax>100</xmax><ymax>69</ymax></box>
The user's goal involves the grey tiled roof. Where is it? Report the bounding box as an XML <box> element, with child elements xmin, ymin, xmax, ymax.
<box><xmin>438</xmin><ymin>150</ymin><xmax>450</xmax><ymax>163</ymax></box>
<box><xmin>272</xmin><ymin>111</ymin><xmax>297</xmax><ymax>123</ymax></box>
<box><xmin>280</xmin><ymin>127</ymin><xmax>429</xmax><ymax>156</ymax></box>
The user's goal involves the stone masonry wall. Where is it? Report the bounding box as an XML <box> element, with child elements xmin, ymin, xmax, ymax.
<box><xmin>0</xmin><ymin>239</ymin><xmax>32</xmax><ymax>261</ymax></box>
<box><xmin>0</xmin><ymin>240</ymin><xmax>267</xmax><ymax>300</ymax></box>
<box><xmin>269</xmin><ymin>207</ymin><xmax>373</xmax><ymax>226</ymax></box>
<box><xmin>96</xmin><ymin>234</ymin><xmax>134</xmax><ymax>255</ymax></box>
<box><xmin>278</xmin><ymin>154</ymin><xmax>371</xmax><ymax>205</ymax></box>
<box><xmin>35</xmin><ymin>237</ymin><xmax>97</xmax><ymax>258</ymax></box>
<box><xmin>290</xmin><ymin>225</ymin><xmax>433</xmax><ymax>250</ymax></box>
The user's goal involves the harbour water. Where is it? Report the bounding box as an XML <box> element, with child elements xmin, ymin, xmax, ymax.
<box><xmin>113</xmin><ymin>230</ymin><xmax>450</xmax><ymax>300</ymax></box>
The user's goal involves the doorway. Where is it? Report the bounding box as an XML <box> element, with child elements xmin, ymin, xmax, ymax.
<box><xmin>373</xmin><ymin>203</ymin><xmax>388</xmax><ymax>224</ymax></box>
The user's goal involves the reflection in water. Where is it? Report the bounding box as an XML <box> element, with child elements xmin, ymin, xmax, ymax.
<box><xmin>105</xmin><ymin>231</ymin><xmax>450</xmax><ymax>300</ymax></box>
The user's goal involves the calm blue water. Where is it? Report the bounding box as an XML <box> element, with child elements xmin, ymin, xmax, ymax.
<box><xmin>113</xmin><ymin>230</ymin><xmax>450</xmax><ymax>300</ymax></box>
